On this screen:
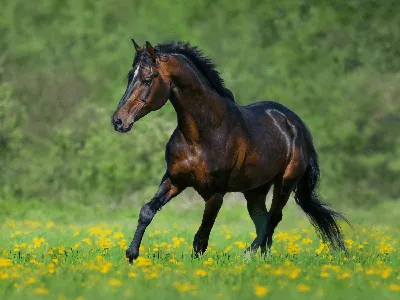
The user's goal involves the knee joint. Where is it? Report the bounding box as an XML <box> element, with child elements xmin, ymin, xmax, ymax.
<box><xmin>139</xmin><ymin>205</ymin><xmax>154</xmax><ymax>226</ymax></box>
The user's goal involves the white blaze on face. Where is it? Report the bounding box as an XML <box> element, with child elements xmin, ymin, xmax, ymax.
<box><xmin>132</xmin><ymin>66</ymin><xmax>140</xmax><ymax>83</ymax></box>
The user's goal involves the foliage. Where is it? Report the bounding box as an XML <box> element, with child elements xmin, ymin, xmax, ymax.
<box><xmin>0</xmin><ymin>0</ymin><xmax>399</xmax><ymax>205</ymax></box>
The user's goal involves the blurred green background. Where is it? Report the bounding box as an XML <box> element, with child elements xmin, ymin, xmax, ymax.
<box><xmin>1</xmin><ymin>0</ymin><xmax>399</xmax><ymax>212</ymax></box>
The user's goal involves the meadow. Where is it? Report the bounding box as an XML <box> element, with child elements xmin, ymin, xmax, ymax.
<box><xmin>1</xmin><ymin>198</ymin><xmax>399</xmax><ymax>300</ymax></box>
<box><xmin>1</xmin><ymin>1</ymin><xmax>399</xmax><ymax>299</ymax></box>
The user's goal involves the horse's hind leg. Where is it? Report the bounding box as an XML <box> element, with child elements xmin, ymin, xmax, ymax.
<box><xmin>265</xmin><ymin>158</ymin><xmax>307</xmax><ymax>250</ymax></box>
<box><xmin>243</xmin><ymin>183</ymin><xmax>272</xmax><ymax>255</ymax></box>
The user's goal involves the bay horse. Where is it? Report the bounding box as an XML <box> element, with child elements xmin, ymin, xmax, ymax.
<box><xmin>111</xmin><ymin>40</ymin><xmax>348</xmax><ymax>262</ymax></box>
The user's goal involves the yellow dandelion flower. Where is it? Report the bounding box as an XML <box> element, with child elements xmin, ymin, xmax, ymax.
<box><xmin>254</xmin><ymin>285</ymin><xmax>268</xmax><ymax>297</ymax></box>
<box><xmin>320</xmin><ymin>272</ymin><xmax>329</xmax><ymax>278</ymax></box>
<box><xmin>173</xmin><ymin>282</ymin><xmax>197</xmax><ymax>293</ymax></box>
<box><xmin>113</xmin><ymin>232</ymin><xmax>124</xmax><ymax>239</ymax></box>
<box><xmin>34</xmin><ymin>287</ymin><xmax>49</xmax><ymax>295</ymax></box>
<box><xmin>128</xmin><ymin>272</ymin><xmax>137</xmax><ymax>278</ymax></box>
<box><xmin>337</xmin><ymin>272</ymin><xmax>351</xmax><ymax>280</ymax></box>
<box><xmin>388</xmin><ymin>284</ymin><xmax>400</xmax><ymax>292</ymax></box>
<box><xmin>301</xmin><ymin>238</ymin><xmax>313</xmax><ymax>245</ymax></box>
<box><xmin>234</xmin><ymin>241</ymin><xmax>246</xmax><ymax>249</ymax></box>
<box><xmin>145</xmin><ymin>272</ymin><xmax>158</xmax><ymax>280</ymax></box>
<box><xmin>27</xmin><ymin>277</ymin><xmax>36</xmax><ymax>284</ymax></box>
<box><xmin>0</xmin><ymin>258</ymin><xmax>12</xmax><ymax>267</ymax></box>
<box><xmin>195</xmin><ymin>269</ymin><xmax>207</xmax><ymax>277</ymax></box>
<box><xmin>296</xmin><ymin>284</ymin><xmax>311</xmax><ymax>292</ymax></box>
<box><xmin>136</xmin><ymin>257</ymin><xmax>152</xmax><ymax>267</ymax></box>
<box><xmin>108</xmin><ymin>278</ymin><xmax>122</xmax><ymax>287</ymax></box>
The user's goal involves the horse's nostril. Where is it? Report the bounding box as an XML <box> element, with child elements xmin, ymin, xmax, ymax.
<box><xmin>113</xmin><ymin>117</ymin><xmax>124</xmax><ymax>131</ymax></box>
<box><xmin>112</xmin><ymin>116</ymin><xmax>122</xmax><ymax>125</ymax></box>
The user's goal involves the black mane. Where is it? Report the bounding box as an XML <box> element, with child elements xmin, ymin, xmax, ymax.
<box><xmin>133</xmin><ymin>41</ymin><xmax>235</xmax><ymax>101</ymax></box>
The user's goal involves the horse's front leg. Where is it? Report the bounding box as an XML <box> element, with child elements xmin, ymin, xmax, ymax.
<box><xmin>126</xmin><ymin>174</ymin><xmax>183</xmax><ymax>263</ymax></box>
<box><xmin>193</xmin><ymin>193</ymin><xmax>224</xmax><ymax>257</ymax></box>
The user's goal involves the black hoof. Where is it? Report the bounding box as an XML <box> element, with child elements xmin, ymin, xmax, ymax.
<box><xmin>193</xmin><ymin>236</ymin><xmax>208</xmax><ymax>258</ymax></box>
<box><xmin>126</xmin><ymin>247</ymin><xmax>139</xmax><ymax>263</ymax></box>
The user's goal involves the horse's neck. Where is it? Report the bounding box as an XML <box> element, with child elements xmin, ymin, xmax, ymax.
<box><xmin>169</xmin><ymin>84</ymin><xmax>237</xmax><ymax>143</ymax></box>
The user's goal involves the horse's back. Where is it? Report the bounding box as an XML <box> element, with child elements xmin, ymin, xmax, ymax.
<box><xmin>242</xmin><ymin>100</ymin><xmax>304</xmax><ymax>126</ymax></box>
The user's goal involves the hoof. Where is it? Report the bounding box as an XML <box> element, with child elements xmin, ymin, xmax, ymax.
<box><xmin>126</xmin><ymin>247</ymin><xmax>139</xmax><ymax>263</ymax></box>
<box><xmin>193</xmin><ymin>238</ymin><xmax>208</xmax><ymax>258</ymax></box>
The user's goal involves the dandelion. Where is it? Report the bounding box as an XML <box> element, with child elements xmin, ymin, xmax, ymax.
<box><xmin>301</xmin><ymin>238</ymin><xmax>313</xmax><ymax>245</ymax></box>
<box><xmin>320</xmin><ymin>272</ymin><xmax>329</xmax><ymax>278</ymax></box>
<box><xmin>254</xmin><ymin>285</ymin><xmax>269</xmax><ymax>297</ymax></box>
<box><xmin>173</xmin><ymin>282</ymin><xmax>197</xmax><ymax>293</ymax></box>
<box><xmin>234</xmin><ymin>241</ymin><xmax>246</xmax><ymax>249</ymax></box>
<box><xmin>33</xmin><ymin>237</ymin><xmax>46</xmax><ymax>248</ymax></box>
<box><xmin>34</xmin><ymin>287</ymin><xmax>49</xmax><ymax>295</ymax></box>
<box><xmin>388</xmin><ymin>284</ymin><xmax>400</xmax><ymax>292</ymax></box>
<box><xmin>296</xmin><ymin>284</ymin><xmax>311</xmax><ymax>292</ymax></box>
<box><xmin>0</xmin><ymin>258</ymin><xmax>12</xmax><ymax>267</ymax></box>
<box><xmin>108</xmin><ymin>278</ymin><xmax>122</xmax><ymax>287</ymax></box>
<box><xmin>195</xmin><ymin>269</ymin><xmax>207</xmax><ymax>277</ymax></box>
<box><xmin>113</xmin><ymin>232</ymin><xmax>124</xmax><ymax>239</ymax></box>
<box><xmin>128</xmin><ymin>272</ymin><xmax>137</xmax><ymax>278</ymax></box>
<box><xmin>145</xmin><ymin>272</ymin><xmax>159</xmax><ymax>280</ymax></box>
<box><xmin>203</xmin><ymin>258</ymin><xmax>214</xmax><ymax>266</ymax></box>
<box><xmin>136</xmin><ymin>257</ymin><xmax>152</xmax><ymax>267</ymax></box>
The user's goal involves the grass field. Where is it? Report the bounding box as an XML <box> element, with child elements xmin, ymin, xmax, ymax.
<box><xmin>1</xmin><ymin>197</ymin><xmax>399</xmax><ymax>300</ymax></box>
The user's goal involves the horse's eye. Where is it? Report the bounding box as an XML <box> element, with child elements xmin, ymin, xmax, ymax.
<box><xmin>143</xmin><ymin>77</ymin><xmax>152</xmax><ymax>85</ymax></box>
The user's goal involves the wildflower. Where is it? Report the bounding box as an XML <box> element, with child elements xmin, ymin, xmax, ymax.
<box><xmin>320</xmin><ymin>272</ymin><xmax>329</xmax><ymax>278</ymax></box>
<box><xmin>33</xmin><ymin>237</ymin><xmax>46</xmax><ymax>248</ymax></box>
<box><xmin>173</xmin><ymin>282</ymin><xmax>197</xmax><ymax>293</ymax></box>
<box><xmin>203</xmin><ymin>258</ymin><xmax>214</xmax><ymax>266</ymax></box>
<box><xmin>128</xmin><ymin>272</ymin><xmax>137</xmax><ymax>278</ymax></box>
<box><xmin>388</xmin><ymin>284</ymin><xmax>400</xmax><ymax>292</ymax></box>
<box><xmin>254</xmin><ymin>285</ymin><xmax>269</xmax><ymax>297</ymax></box>
<box><xmin>0</xmin><ymin>258</ymin><xmax>12</xmax><ymax>267</ymax></box>
<box><xmin>337</xmin><ymin>272</ymin><xmax>351</xmax><ymax>280</ymax></box>
<box><xmin>145</xmin><ymin>272</ymin><xmax>159</xmax><ymax>280</ymax></box>
<box><xmin>301</xmin><ymin>238</ymin><xmax>312</xmax><ymax>245</ymax></box>
<box><xmin>234</xmin><ymin>241</ymin><xmax>246</xmax><ymax>249</ymax></box>
<box><xmin>113</xmin><ymin>232</ymin><xmax>124</xmax><ymax>239</ymax></box>
<box><xmin>34</xmin><ymin>287</ymin><xmax>49</xmax><ymax>295</ymax></box>
<box><xmin>108</xmin><ymin>278</ymin><xmax>122</xmax><ymax>287</ymax></box>
<box><xmin>118</xmin><ymin>239</ymin><xmax>127</xmax><ymax>250</ymax></box>
<box><xmin>195</xmin><ymin>269</ymin><xmax>207</xmax><ymax>277</ymax></box>
<box><xmin>136</xmin><ymin>257</ymin><xmax>152</xmax><ymax>267</ymax></box>
<box><xmin>296</xmin><ymin>284</ymin><xmax>311</xmax><ymax>292</ymax></box>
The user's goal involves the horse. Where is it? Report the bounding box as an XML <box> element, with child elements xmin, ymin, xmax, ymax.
<box><xmin>111</xmin><ymin>39</ymin><xmax>349</xmax><ymax>263</ymax></box>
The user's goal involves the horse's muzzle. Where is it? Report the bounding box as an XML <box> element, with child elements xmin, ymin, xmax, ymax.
<box><xmin>112</xmin><ymin>116</ymin><xmax>134</xmax><ymax>133</ymax></box>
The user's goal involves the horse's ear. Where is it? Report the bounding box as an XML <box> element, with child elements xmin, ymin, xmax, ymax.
<box><xmin>131</xmin><ymin>39</ymin><xmax>141</xmax><ymax>52</ymax></box>
<box><xmin>145</xmin><ymin>41</ymin><xmax>156</xmax><ymax>62</ymax></box>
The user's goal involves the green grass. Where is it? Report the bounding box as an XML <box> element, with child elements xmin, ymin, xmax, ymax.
<box><xmin>1</xmin><ymin>197</ymin><xmax>399</xmax><ymax>299</ymax></box>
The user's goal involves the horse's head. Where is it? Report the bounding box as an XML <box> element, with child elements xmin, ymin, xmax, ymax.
<box><xmin>111</xmin><ymin>40</ymin><xmax>171</xmax><ymax>133</ymax></box>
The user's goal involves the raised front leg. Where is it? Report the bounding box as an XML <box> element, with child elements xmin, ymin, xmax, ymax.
<box><xmin>126</xmin><ymin>174</ymin><xmax>183</xmax><ymax>263</ymax></box>
<box><xmin>193</xmin><ymin>193</ymin><xmax>224</xmax><ymax>257</ymax></box>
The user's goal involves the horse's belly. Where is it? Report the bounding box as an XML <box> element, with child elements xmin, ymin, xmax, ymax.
<box><xmin>226</xmin><ymin>150</ymin><xmax>286</xmax><ymax>192</ymax></box>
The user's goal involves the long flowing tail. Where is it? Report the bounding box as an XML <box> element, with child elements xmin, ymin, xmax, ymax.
<box><xmin>294</xmin><ymin>149</ymin><xmax>349</xmax><ymax>251</ymax></box>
